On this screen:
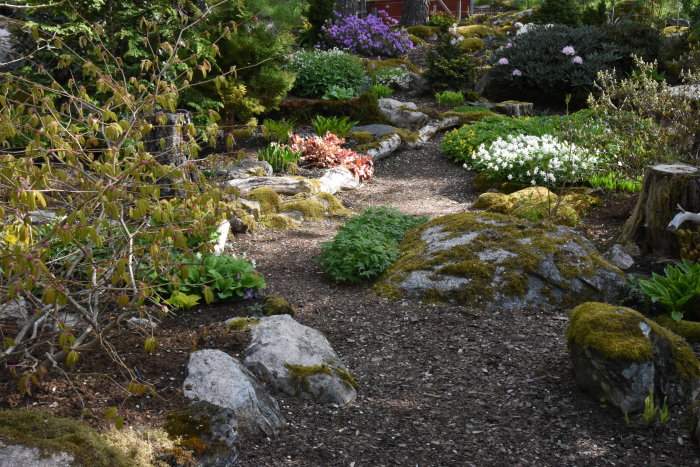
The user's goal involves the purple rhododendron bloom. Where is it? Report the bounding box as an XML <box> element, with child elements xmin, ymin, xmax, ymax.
<box><xmin>571</xmin><ymin>55</ymin><xmax>583</xmax><ymax>64</ymax></box>
<box><xmin>498</xmin><ymin>58</ymin><xmax>509</xmax><ymax>65</ymax></box>
<box><xmin>561</xmin><ymin>46</ymin><xmax>575</xmax><ymax>55</ymax></box>
<box><xmin>319</xmin><ymin>10</ymin><xmax>413</xmax><ymax>58</ymax></box>
<box><xmin>512</xmin><ymin>69</ymin><xmax>522</xmax><ymax>76</ymax></box>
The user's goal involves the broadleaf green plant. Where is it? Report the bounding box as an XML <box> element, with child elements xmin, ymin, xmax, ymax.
<box><xmin>257</xmin><ymin>143</ymin><xmax>302</xmax><ymax>173</ymax></box>
<box><xmin>319</xmin><ymin>207</ymin><xmax>427</xmax><ymax>283</ymax></box>
<box><xmin>637</xmin><ymin>259</ymin><xmax>700</xmax><ymax>321</ymax></box>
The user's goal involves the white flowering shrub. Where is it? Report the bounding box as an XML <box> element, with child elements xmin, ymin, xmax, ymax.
<box><xmin>464</xmin><ymin>134</ymin><xmax>599</xmax><ymax>186</ymax></box>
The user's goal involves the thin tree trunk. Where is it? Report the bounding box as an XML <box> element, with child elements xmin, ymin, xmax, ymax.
<box><xmin>335</xmin><ymin>0</ymin><xmax>358</xmax><ymax>17</ymax></box>
<box><xmin>400</xmin><ymin>0</ymin><xmax>429</xmax><ymax>27</ymax></box>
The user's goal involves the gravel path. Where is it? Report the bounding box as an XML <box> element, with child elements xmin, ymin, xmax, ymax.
<box><xmin>233</xmin><ymin>136</ymin><xmax>700</xmax><ymax>466</ymax></box>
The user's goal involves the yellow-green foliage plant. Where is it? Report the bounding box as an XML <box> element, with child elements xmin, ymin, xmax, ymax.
<box><xmin>0</xmin><ymin>7</ymin><xmax>259</xmax><ymax>399</ymax></box>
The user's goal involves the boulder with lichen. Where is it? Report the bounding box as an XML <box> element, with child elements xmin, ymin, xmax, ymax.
<box><xmin>566</xmin><ymin>302</ymin><xmax>700</xmax><ymax>413</ymax></box>
<box><xmin>374</xmin><ymin>212</ymin><xmax>625</xmax><ymax>309</ymax></box>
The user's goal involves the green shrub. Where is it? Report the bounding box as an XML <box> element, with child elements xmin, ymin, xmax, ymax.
<box><xmin>261</xmin><ymin>118</ymin><xmax>295</xmax><ymax>143</ymax></box>
<box><xmin>424</xmin><ymin>34</ymin><xmax>478</xmax><ymax>91</ymax></box>
<box><xmin>582</xmin><ymin>0</ymin><xmax>607</xmax><ymax>26</ymax></box>
<box><xmin>319</xmin><ymin>207</ymin><xmax>428</xmax><ymax>283</ymax></box>
<box><xmin>637</xmin><ymin>259</ymin><xmax>700</xmax><ymax>322</ymax></box>
<box><xmin>257</xmin><ymin>143</ymin><xmax>302</xmax><ymax>173</ymax></box>
<box><xmin>369</xmin><ymin>84</ymin><xmax>394</xmax><ymax>98</ymax></box>
<box><xmin>299</xmin><ymin>0</ymin><xmax>335</xmax><ymax>46</ymax></box>
<box><xmin>287</xmin><ymin>49</ymin><xmax>367</xmax><ymax>98</ymax></box>
<box><xmin>601</xmin><ymin>21</ymin><xmax>662</xmax><ymax>75</ymax></box>
<box><xmin>311</xmin><ymin>115</ymin><xmax>358</xmax><ymax>138</ymax></box>
<box><xmin>532</xmin><ymin>0</ymin><xmax>582</xmax><ymax>26</ymax></box>
<box><xmin>275</xmin><ymin>92</ymin><xmax>389</xmax><ymax>125</ymax></box>
<box><xmin>487</xmin><ymin>24</ymin><xmax>620</xmax><ymax>103</ymax></box>
<box><xmin>435</xmin><ymin>90</ymin><xmax>465</xmax><ymax>106</ymax></box>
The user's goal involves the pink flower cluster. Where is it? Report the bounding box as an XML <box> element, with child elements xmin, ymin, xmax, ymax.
<box><xmin>288</xmin><ymin>133</ymin><xmax>374</xmax><ymax>181</ymax></box>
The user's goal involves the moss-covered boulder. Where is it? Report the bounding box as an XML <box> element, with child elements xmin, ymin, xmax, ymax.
<box><xmin>473</xmin><ymin>187</ymin><xmax>595</xmax><ymax>226</ymax></box>
<box><xmin>0</xmin><ymin>409</ymin><xmax>132</xmax><ymax>466</ymax></box>
<box><xmin>278</xmin><ymin>192</ymin><xmax>352</xmax><ymax>220</ymax></box>
<box><xmin>456</xmin><ymin>24</ymin><xmax>494</xmax><ymax>38</ymax></box>
<box><xmin>374</xmin><ymin>212</ymin><xmax>625</xmax><ymax>309</ymax></box>
<box><xmin>566</xmin><ymin>303</ymin><xmax>700</xmax><ymax>413</ymax></box>
<box><xmin>459</xmin><ymin>37</ymin><xmax>485</xmax><ymax>52</ymax></box>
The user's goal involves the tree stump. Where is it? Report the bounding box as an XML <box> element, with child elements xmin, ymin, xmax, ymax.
<box><xmin>618</xmin><ymin>163</ymin><xmax>700</xmax><ymax>257</ymax></box>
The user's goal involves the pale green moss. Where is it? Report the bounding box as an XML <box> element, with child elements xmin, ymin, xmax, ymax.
<box><xmin>279</xmin><ymin>198</ymin><xmax>326</xmax><ymax>220</ymax></box>
<box><xmin>315</xmin><ymin>192</ymin><xmax>353</xmax><ymax>217</ymax></box>
<box><xmin>231</xmin><ymin>127</ymin><xmax>254</xmax><ymax>140</ymax></box>
<box><xmin>456</xmin><ymin>24</ymin><xmax>493</xmax><ymax>37</ymax></box>
<box><xmin>348</xmin><ymin>131</ymin><xmax>375</xmax><ymax>145</ymax></box>
<box><xmin>655</xmin><ymin>314</ymin><xmax>700</xmax><ymax>344</ymax></box>
<box><xmin>459</xmin><ymin>37</ymin><xmax>484</xmax><ymax>52</ymax></box>
<box><xmin>405</xmin><ymin>25</ymin><xmax>437</xmax><ymax>40</ymax></box>
<box><xmin>0</xmin><ymin>409</ymin><xmax>132</xmax><ymax>466</ymax></box>
<box><xmin>407</xmin><ymin>34</ymin><xmax>427</xmax><ymax>46</ymax></box>
<box><xmin>263</xmin><ymin>297</ymin><xmax>295</xmax><ymax>316</ymax></box>
<box><xmin>364</xmin><ymin>57</ymin><xmax>421</xmax><ymax>74</ymax></box>
<box><xmin>437</xmin><ymin>110</ymin><xmax>497</xmax><ymax>124</ymax></box>
<box><xmin>247</xmin><ymin>187</ymin><xmax>281</xmax><ymax>214</ymax></box>
<box><xmin>226</xmin><ymin>317</ymin><xmax>260</xmax><ymax>331</ymax></box>
<box><xmin>567</xmin><ymin>302</ymin><xmax>700</xmax><ymax>381</ymax></box>
<box><xmin>259</xmin><ymin>214</ymin><xmax>299</xmax><ymax>230</ymax></box>
<box><xmin>284</xmin><ymin>364</ymin><xmax>333</xmax><ymax>395</ymax></box>
<box><xmin>472</xmin><ymin>192</ymin><xmax>512</xmax><ymax>213</ymax></box>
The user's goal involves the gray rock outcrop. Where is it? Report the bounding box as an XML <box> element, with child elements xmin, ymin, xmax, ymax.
<box><xmin>0</xmin><ymin>441</ymin><xmax>74</xmax><ymax>467</ymax></box>
<box><xmin>375</xmin><ymin>212</ymin><xmax>626</xmax><ymax>310</ymax></box>
<box><xmin>244</xmin><ymin>315</ymin><xmax>357</xmax><ymax>405</ymax></box>
<box><xmin>377</xmin><ymin>98</ymin><xmax>429</xmax><ymax>130</ymax></box>
<box><xmin>566</xmin><ymin>302</ymin><xmax>700</xmax><ymax>413</ymax></box>
<box><xmin>183</xmin><ymin>349</ymin><xmax>285</xmax><ymax>437</ymax></box>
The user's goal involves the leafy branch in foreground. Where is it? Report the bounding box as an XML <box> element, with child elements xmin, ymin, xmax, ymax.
<box><xmin>0</xmin><ymin>3</ymin><xmax>266</xmax><ymax>395</ymax></box>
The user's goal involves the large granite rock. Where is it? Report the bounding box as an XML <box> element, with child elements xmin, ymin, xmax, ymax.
<box><xmin>377</xmin><ymin>98</ymin><xmax>429</xmax><ymax>130</ymax></box>
<box><xmin>374</xmin><ymin>212</ymin><xmax>625</xmax><ymax>310</ymax></box>
<box><xmin>566</xmin><ymin>302</ymin><xmax>700</xmax><ymax>413</ymax></box>
<box><xmin>0</xmin><ymin>441</ymin><xmax>74</xmax><ymax>467</ymax></box>
<box><xmin>244</xmin><ymin>315</ymin><xmax>357</xmax><ymax>405</ymax></box>
<box><xmin>183</xmin><ymin>349</ymin><xmax>285</xmax><ymax>437</ymax></box>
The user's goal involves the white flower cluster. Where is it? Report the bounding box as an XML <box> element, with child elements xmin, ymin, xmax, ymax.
<box><xmin>463</xmin><ymin>134</ymin><xmax>599</xmax><ymax>186</ymax></box>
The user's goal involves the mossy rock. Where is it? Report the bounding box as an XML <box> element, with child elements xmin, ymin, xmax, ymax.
<box><xmin>655</xmin><ymin>314</ymin><xmax>700</xmax><ymax>344</ymax></box>
<box><xmin>263</xmin><ymin>296</ymin><xmax>295</xmax><ymax>316</ymax></box>
<box><xmin>407</xmin><ymin>34</ymin><xmax>427</xmax><ymax>46</ymax></box>
<box><xmin>247</xmin><ymin>187</ymin><xmax>281</xmax><ymax>215</ymax></box>
<box><xmin>406</xmin><ymin>25</ymin><xmax>438</xmax><ymax>40</ymax></box>
<box><xmin>0</xmin><ymin>409</ymin><xmax>132</xmax><ymax>466</ymax></box>
<box><xmin>459</xmin><ymin>37</ymin><xmax>484</xmax><ymax>52</ymax></box>
<box><xmin>225</xmin><ymin>317</ymin><xmax>260</xmax><ymax>331</ymax></box>
<box><xmin>437</xmin><ymin>110</ymin><xmax>497</xmax><ymax>124</ymax></box>
<box><xmin>278</xmin><ymin>193</ymin><xmax>351</xmax><ymax>221</ymax></box>
<box><xmin>374</xmin><ymin>212</ymin><xmax>625</xmax><ymax>310</ymax></box>
<box><xmin>347</xmin><ymin>131</ymin><xmax>375</xmax><ymax>145</ymax></box>
<box><xmin>456</xmin><ymin>24</ymin><xmax>493</xmax><ymax>38</ymax></box>
<box><xmin>473</xmin><ymin>187</ymin><xmax>593</xmax><ymax>226</ymax></box>
<box><xmin>566</xmin><ymin>302</ymin><xmax>700</xmax><ymax>413</ymax></box>
<box><xmin>259</xmin><ymin>213</ymin><xmax>300</xmax><ymax>230</ymax></box>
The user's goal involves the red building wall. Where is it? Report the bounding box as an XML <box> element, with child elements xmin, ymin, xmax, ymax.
<box><xmin>365</xmin><ymin>0</ymin><xmax>471</xmax><ymax>21</ymax></box>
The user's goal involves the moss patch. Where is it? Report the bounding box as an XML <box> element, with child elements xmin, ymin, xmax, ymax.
<box><xmin>348</xmin><ymin>131</ymin><xmax>375</xmax><ymax>145</ymax></box>
<box><xmin>374</xmin><ymin>211</ymin><xmax>621</xmax><ymax>308</ymax></box>
<box><xmin>459</xmin><ymin>37</ymin><xmax>485</xmax><ymax>52</ymax></box>
<box><xmin>225</xmin><ymin>317</ymin><xmax>260</xmax><ymax>331</ymax></box>
<box><xmin>247</xmin><ymin>187</ymin><xmax>281</xmax><ymax>215</ymax></box>
<box><xmin>456</xmin><ymin>24</ymin><xmax>493</xmax><ymax>37</ymax></box>
<box><xmin>655</xmin><ymin>314</ymin><xmax>700</xmax><ymax>344</ymax></box>
<box><xmin>0</xmin><ymin>409</ymin><xmax>132</xmax><ymax>466</ymax></box>
<box><xmin>437</xmin><ymin>110</ymin><xmax>497</xmax><ymax>124</ymax></box>
<box><xmin>279</xmin><ymin>198</ymin><xmax>326</xmax><ymax>220</ymax></box>
<box><xmin>259</xmin><ymin>213</ymin><xmax>299</xmax><ymax>230</ymax></box>
<box><xmin>567</xmin><ymin>302</ymin><xmax>700</xmax><ymax>381</ymax></box>
<box><xmin>263</xmin><ymin>296</ymin><xmax>295</xmax><ymax>316</ymax></box>
<box><xmin>315</xmin><ymin>192</ymin><xmax>353</xmax><ymax>217</ymax></box>
<box><xmin>407</xmin><ymin>34</ymin><xmax>427</xmax><ymax>46</ymax></box>
<box><xmin>405</xmin><ymin>25</ymin><xmax>438</xmax><ymax>40</ymax></box>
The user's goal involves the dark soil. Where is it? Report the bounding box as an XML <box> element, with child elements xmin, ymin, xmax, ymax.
<box><xmin>2</xmin><ymin>133</ymin><xmax>699</xmax><ymax>466</ymax></box>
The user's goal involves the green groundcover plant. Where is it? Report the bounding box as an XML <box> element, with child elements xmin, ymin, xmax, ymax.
<box><xmin>638</xmin><ymin>259</ymin><xmax>700</xmax><ymax>322</ymax></box>
<box><xmin>319</xmin><ymin>207</ymin><xmax>427</xmax><ymax>283</ymax></box>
